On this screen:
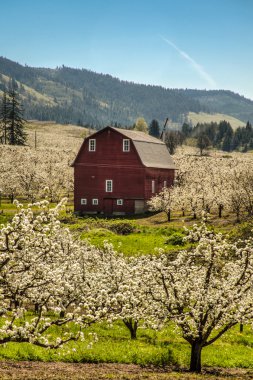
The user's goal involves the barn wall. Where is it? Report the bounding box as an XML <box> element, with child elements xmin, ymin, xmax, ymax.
<box><xmin>74</xmin><ymin>165</ymin><xmax>145</xmax><ymax>214</ymax></box>
<box><xmin>75</xmin><ymin>128</ymin><xmax>142</xmax><ymax>167</ymax></box>
<box><xmin>144</xmin><ymin>168</ymin><xmax>175</xmax><ymax>200</ymax></box>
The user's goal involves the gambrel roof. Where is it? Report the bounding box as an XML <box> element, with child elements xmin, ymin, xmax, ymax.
<box><xmin>111</xmin><ymin>127</ymin><xmax>176</xmax><ymax>169</ymax></box>
<box><xmin>72</xmin><ymin>126</ymin><xmax>176</xmax><ymax>170</ymax></box>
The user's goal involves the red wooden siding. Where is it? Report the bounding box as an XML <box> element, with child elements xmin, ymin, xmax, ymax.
<box><xmin>73</xmin><ymin>127</ymin><xmax>175</xmax><ymax>215</ymax></box>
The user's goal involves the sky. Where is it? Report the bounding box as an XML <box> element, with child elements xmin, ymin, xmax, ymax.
<box><xmin>1</xmin><ymin>0</ymin><xmax>253</xmax><ymax>99</ymax></box>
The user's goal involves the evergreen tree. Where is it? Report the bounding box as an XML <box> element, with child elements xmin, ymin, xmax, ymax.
<box><xmin>181</xmin><ymin>122</ymin><xmax>192</xmax><ymax>138</ymax></box>
<box><xmin>7</xmin><ymin>88</ymin><xmax>27</xmax><ymax>145</ymax></box>
<box><xmin>222</xmin><ymin>132</ymin><xmax>232</xmax><ymax>152</ymax></box>
<box><xmin>0</xmin><ymin>88</ymin><xmax>8</xmax><ymax>144</ymax></box>
<box><xmin>149</xmin><ymin>119</ymin><xmax>160</xmax><ymax>138</ymax></box>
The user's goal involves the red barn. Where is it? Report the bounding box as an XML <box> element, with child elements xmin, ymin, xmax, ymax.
<box><xmin>72</xmin><ymin>126</ymin><xmax>176</xmax><ymax>215</ymax></box>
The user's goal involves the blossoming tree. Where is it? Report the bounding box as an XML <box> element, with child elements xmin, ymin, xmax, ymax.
<box><xmin>141</xmin><ymin>221</ymin><xmax>253</xmax><ymax>372</ymax></box>
<box><xmin>0</xmin><ymin>199</ymin><xmax>117</xmax><ymax>347</ymax></box>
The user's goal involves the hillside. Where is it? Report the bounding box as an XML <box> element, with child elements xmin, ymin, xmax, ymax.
<box><xmin>0</xmin><ymin>56</ymin><xmax>253</xmax><ymax>127</ymax></box>
<box><xmin>186</xmin><ymin>112</ymin><xmax>246</xmax><ymax>130</ymax></box>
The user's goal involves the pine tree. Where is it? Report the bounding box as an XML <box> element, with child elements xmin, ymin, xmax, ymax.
<box><xmin>0</xmin><ymin>89</ymin><xmax>9</xmax><ymax>144</ymax></box>
<box><xmin>7</xmin><ymin>88</ymin><xmax>27</xmax><ymax>145</ymax></box>
<box><xmin>149</xmin><ymin>119</ymin><xmax>160</xmax><ymax>138</ymax></box>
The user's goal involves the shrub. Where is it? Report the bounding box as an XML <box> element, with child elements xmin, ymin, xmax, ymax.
<box><xmin>106</xmin><ymin>221</ymin><xmax>136</xmax><ymax>235</ymax></box>
<box><xmin>166</xmin><ymin>232</ymin><xmax>184</xmax><ymax>246</ymax></box>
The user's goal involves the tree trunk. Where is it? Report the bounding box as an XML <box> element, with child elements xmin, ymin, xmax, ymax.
<box><xmin>123</xmin><ymin>319</ymin><xmax>138</xmax><ymax>339</ymax></box>
<box><xmin>167</xmin><ymin>209</ymin><xmax>171</xmax><ymax>222</ymax></box>
<box><xmin>60</xmin><ymin>310</ymin><xmax>65</xmax><ymax>318</ymax></box>
<box><xmin>190</xmin><ymin>342</ymin><xmax>203</xmax><ymax>373</ymax></box>
<box><xmin>240</xmin><ymin>323</ymin><xmax>244</xmax><ymax>333</ymax></box>
<box><xmin>218</xmin><ymin>204</ymin><xmax>223</xmax><ymax>218</ymax></box>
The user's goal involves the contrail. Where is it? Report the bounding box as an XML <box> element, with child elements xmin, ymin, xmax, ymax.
<box><xmin>161</xmin><ymin>35</ymin><xmax>217</xmax><ymax>88</ymax></box>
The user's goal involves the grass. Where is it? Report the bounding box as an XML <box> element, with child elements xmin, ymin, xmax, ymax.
<box><xmin>1</xmin><ymin>320</ymin><xmax>253</xmax><ymax>370</ymax></box>
<box><xmin>0</xmin><ymin>197</ymin><xmax>249</xmax><ymax>256</ymax></box>
<box><xmin>187</xmin><ymin>112</ymin><xmax>245</xmax><ymax>130</ymax></box>
<box><xmin>66</xmin><ymin>216</ymin><xmax>187</xmax><ymax>255</ymax></box>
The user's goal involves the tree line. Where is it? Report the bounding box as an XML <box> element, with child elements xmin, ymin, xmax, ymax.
<box><xmin>147</xmin><ymin>118</ymin><xmax>253</xmax><ymax>155</ymax></box>
<box><xmin>182</xmin><ymin>120</ymin><xmax>253</xmax><ymax>153</ymax></box>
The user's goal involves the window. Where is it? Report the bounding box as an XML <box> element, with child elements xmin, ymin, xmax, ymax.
<box><xmin>151</xmin><ymin>180</ymin><xmax>155</xmax><ymax>193</ymax></box>
<box><xmin>89</xmin><ymin>139</ymin><xmax>96</xmax><ymax>151</ymax></box>
<box><xmin>81</xmin><ymin>198</ymin><xmax>87</xmax><ymax>205</ymax></box>
<box><xmin>117</xmin><ymin>199</ymin><xmax>123</xmax><ymax>205</ymax></box>
<box><xmin>106</xmin><ymin>179</ymin><xmax>113</xmax><ymax>192</ymax></box>
<box><xmin>163</xmin><ymin>180</ymin><xmax>167</xmax><ymax>188</ymax></box>
<box><xmin>92</xmin><ymin>198</ymin><xmax>98</xmax><ymax>205</ymax></box>
<box><xmin>123</xmin><ymin>139</ymin><xmax>130</xmax><ymax>152</ymax></box>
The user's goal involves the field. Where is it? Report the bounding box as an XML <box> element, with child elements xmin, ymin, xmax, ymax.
<box><xmin>186</xmin><ymin>112</ymin><xmax>245</xmax><ymax>129</ymax></box>
<box><xmin>1</xmin><ymin>121</ymin><xmax>253</xmax><ymax>379</ymax></box>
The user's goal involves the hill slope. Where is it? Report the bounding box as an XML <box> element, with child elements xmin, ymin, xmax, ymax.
<box><xmin>0</xmin><ymin>56</ymin><xmax>253</xmax><ymax>127</ymax></box>
<box><xmin>186</xmin><ymin>112</ymin><xmax>246</xmax><ymax>130</ymax></box>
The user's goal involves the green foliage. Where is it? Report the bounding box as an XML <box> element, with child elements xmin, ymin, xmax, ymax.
<box><xmin>0</xmin><ymin>87</ymin><xmax>26</xmax><ymax>145</ymax></box>
<box><xmin>149</xmin><ymin>119</ymin><xmax>160</xmax><ymax>138</ymax></box>
<box><xmin>106</xmin><ymin>221</ymin><xmax>136</xmax><ymax>235</ymax></box>
<box><xmin>165</xmin><ymin>232</ymin><xmax>184</xmax><ymax>246</ymax></box>
<box><xmin>184</xmin><ymin>119</ymin><xmax>253</xmax><ymax>152</ymax></box>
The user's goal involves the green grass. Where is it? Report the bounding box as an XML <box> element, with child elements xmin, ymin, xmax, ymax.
<box><xmin>1</xmin><ymin>320</ymin><xmax>253</xmax><ymax>370</ymax></box>
<box><xmin>67</xmin><ymin>218</ymin><xmax>187</xmax><ymax>256</ymax></box>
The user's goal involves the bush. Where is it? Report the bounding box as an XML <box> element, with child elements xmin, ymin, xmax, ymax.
<box><xmin>166</xmin><ymin>232</ymin><xmax>184</xmax><ymax>246</ymax></box>
<box><xmin>106</xmin><ymin>221</ymin><xmax>136</xmax><ymax>235</ymax></box>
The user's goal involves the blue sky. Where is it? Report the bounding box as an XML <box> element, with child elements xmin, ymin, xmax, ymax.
<box><xmin>1</xmin><ymin>0</ymin><xmax>253</xmax><ymax>99</ymax></box>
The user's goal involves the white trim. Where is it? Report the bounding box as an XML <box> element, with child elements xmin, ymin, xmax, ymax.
<box><xmin>151</xmin><ymin>180</ymin><xmax>155</xmax><ymax>193</ymax></box>
<box><xmin>117</xmin><ymin>199</ymin><xmax>123</xmax><ymax>205</ymax></box>
<box><xmin>163</xmin><ymin>180</ymin><xmax>167</xmax><ymax>188</ymax></box>
<box><xmin>81</xmin><ymin>198</ymin><xmax>87</xmax><ymax>205</ymax></box>
<box><xmin>89</xmin><ymin>139</ymin><xmax>96</xmax><ymax>151</ymax></box>
<box><xmin>92</xmin><ymin>198</ymin><xmax>98</xmax><ymax>205</ymax></box>
<box><xmin>123</xmin><ymin>139</ymin><xmax>130</xmax><ymax>152</ymax></box>
<box><xmin>106</xmin><ymin>179</ymin><xmax>113</xmax><ymax>192</ymax></box>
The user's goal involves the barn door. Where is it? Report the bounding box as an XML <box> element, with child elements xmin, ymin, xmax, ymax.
<box><xmin>104</xmin><ymin>199</ymin><xmax>113</xmax><ymax>215</ymax></box>
<box><xmin>134</xmin><ymin>200</ymin><xmax>145</xmax><ymax>214</ymax></box>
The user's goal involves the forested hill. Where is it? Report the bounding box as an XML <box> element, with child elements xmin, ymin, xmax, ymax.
<box><xmin>0</xmin><ymin>56</ymin><xmax>253</xmax><ymax>127</ymax></box>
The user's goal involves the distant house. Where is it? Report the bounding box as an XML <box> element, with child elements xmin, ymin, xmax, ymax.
<box><xmin>72</xmin><ymin>126</ymin><xmax>176</xmax><ymax>215</ymax></box>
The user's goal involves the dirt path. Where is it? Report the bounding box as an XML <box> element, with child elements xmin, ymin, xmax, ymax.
<box><xmin>0</xmin><ymin>362</ymin><xmax>253</xmax><ymax>380</ymax></box>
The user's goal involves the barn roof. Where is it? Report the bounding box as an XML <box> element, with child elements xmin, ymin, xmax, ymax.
<box><xmin>111</xmin><ymin>127</ymin><xmax>176</xmax><ymax>169</ymax></box>
<box><xmin>72</xmin><ymin>126</ymin><xmax>176</xmax><ymax>170</ymax></box>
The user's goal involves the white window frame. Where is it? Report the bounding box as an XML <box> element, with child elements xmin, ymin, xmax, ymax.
<box><xmin>123</xmin><ymin>139</ymin><xmax>130</xmax><ymax>152</ymax></box>
<box><xmin>92</xmin><ymin>198</ymin><xmax>98</xmax><ymax>205</ymax></box>
<box><xmin>81</xmin><ymin>198</ymin><xmax>87</xmax><ymax>205</ymax></box>
<box><xmin>117</xmin><ymin>199</ymin><xmax>123</xmax><ymax>206</ymax></box>
<box><xmin>151</xmin><ymin>180</ymin><xmax>155</xmax><ymax>193</ymax></box>
<box><xmin>89</xmin><ymin>139</ymin><xmax>96</xmax><ymax>151</ymax></box>
<box><xmin>106</xmin><ymin>179</ymin><xmax>113</xmax><ymax>192</ymax></box>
